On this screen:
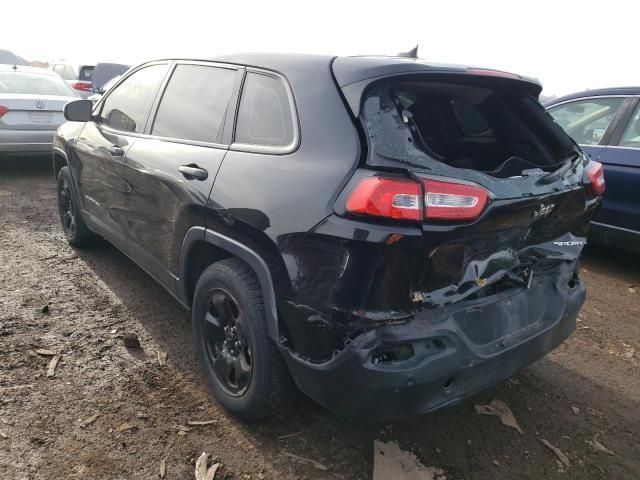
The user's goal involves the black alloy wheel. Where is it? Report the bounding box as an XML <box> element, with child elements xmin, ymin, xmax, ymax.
<box><xmin>203</xmin><ymin>288</ymin><xmax>253</xmax><ymax>396</ymax></box>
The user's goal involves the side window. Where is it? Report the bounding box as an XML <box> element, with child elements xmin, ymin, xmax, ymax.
<box><xmin>152</xmin><ymin>64</ymin><xmax>237</xmax><ymax>143</ymax></box>
<box><xmin>619</xmin><ymin>104</ymin><xmax>640</xmax><ymax>149</ymax></box>
<box><xmin>235</xmin><ymin>72</ymin><xmax>294</xmax><ymax>147</ymax></box>
<box><xmin>548</xmin><ymin>97</ymin><xmax>625</xmax><ymax>145</ymax></box>
<box><xmin>100</xmin><ymin>64</ymin><xmax>168</xmax><ymax>133</ymax></box>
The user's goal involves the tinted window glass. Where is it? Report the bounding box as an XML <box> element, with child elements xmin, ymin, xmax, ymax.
<box><xmin>235</xmin><ymin>72</ymin><xmax>294</xmax><ymax>147</ymax></box>
<box><xmin>619</xmin><ymin>104</ymin><xmax>640</xmax><ymax>148</ymax></box>
<box><xmin>100</xmin><ymin>64</ymin><xmax>167</xmax><ymax>133</ymax></box>
<box><xmin>548</xmin><ymin>97</ymin><xmax>624</xmax><ymax>145</ymax></box>
<box><xmin>152</xmin><ymin>64</ymin><xmax>236</xmax><ymax>143</ymax></box>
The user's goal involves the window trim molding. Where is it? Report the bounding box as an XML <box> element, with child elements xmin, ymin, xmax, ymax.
<box><xmin>229</xmin><ymin>67</ymin><xmax>300</xmax><ymax>155</ymax></box>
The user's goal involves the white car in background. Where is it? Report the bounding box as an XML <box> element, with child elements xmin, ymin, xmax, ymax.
<box><xmin>0</xmin><ymin>65</ymin><xmax>78</xmax><ymax>155</ymax></box>
<box><xmin>49</xmin><ymin>61</ymin><xmax>95</xmax><ymax>98</ymax></box>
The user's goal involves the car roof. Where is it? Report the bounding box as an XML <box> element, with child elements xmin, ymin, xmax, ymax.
<box><xmin>0</xmin><ymin>64</ymin><xmax>58</xmax><ymax>76</ymax></box>
<box><xmin>154</xmin><ymin>52</ymin><xmax>541</xmax><ymax>92</ymax></box>
<box><xmin>545</xmin><ymin>87</ymin><xmax>640</xmax><ymax>107</ymax></box>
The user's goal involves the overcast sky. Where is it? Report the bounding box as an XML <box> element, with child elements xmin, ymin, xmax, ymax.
<box><xmin>4</xmin><ymin>0</ymin><xmax>637</xmax><ymax>96</ymax></box>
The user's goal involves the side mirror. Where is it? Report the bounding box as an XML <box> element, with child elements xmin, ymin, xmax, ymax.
<box><xmin>64</xmin><ymin>99</ymin><xmax>93</xmax><ymax>122</ymax></box>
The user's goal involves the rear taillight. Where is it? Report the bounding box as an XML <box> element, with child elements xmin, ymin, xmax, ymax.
<box><xmin>344</xmin><ymin>175</ymin><xmax>489</xmax><ymax>222</ymax></box>
<box><xmin>423</xmin><ymin>179</ymin><xmax>488</xmax><ymax>220</ymax></box>
<box><xmin>345</xmin><ymin>177</ymin><xmax>422</xmax><ymax>221</ymax></box>
<box><xmin>71</xmin><ymin>82</ymin><xmax>92</xmax><ymax>92</ymax></box>
<box><xmin>0</xmin><ymin>106</ymin><xmax>8</xmax><ymax>118</ymax></box>
<box><xmin>586</xmin><ymin>161</ymin><xmax>605</xmax><ymax>195</ymax></box>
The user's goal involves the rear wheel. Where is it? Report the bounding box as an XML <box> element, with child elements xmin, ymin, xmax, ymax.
<box><xmin>192</xmin><ymin>258</ymin><xmax>295</xmax><ymax>420</ymax></box>
<box><xmin>56</xmin><ymin>166</ymin><xmax>98</xmax><ymax>247</ymax></box>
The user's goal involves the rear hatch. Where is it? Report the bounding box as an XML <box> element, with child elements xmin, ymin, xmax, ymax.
<box><xmin>0</xmin><ymin>94</ymin><xmax>71</xmax><ymax>130</ymax></box>
<box><xmin>335</xmin><ymin>67</ymin><xmax>604</xmax><ymax>314</ymax></box>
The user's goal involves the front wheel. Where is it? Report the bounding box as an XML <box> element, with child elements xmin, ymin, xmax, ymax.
<box><xmin>192</xmin><ymin>258</ymin><xmax>295</xmax><ymax>420</ymax></box>
<box><xmin>56</xmin><ymin>166</ymin><xmax>98</xmax><ymax>247</ymax></box>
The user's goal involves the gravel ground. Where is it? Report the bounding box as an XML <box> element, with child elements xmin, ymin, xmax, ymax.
<box><xmin>1</xmin><ymin>157</ymin><xmax>639</xmax><ymax>480</ymax></box>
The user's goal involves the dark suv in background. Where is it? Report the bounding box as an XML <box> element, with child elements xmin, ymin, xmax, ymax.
<box><xmin>54</xmin><ymin>54</ymin><xmax>603</xmax><ymax>420</ymax></box>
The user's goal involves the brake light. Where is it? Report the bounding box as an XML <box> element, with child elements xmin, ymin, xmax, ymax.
<box><xmin>465</xmin><ymin>68</ymin><xmax>521</xmax><ymax>79</ymax></box>
<box><xmin>71</xmin><ymin>82</ymin><xmax>92</xmax><ymax>92</ymax></box>
<box><xmin>344</xmin><ymin>176</ymin><xmax>489</xmax><ymax>222</ymax></box>
<box><xmin>0</xmin><ymin>106</ymin><xmax>8</xmax><ymax>118</ymax></box>
<box><xmin>345</xmin><ymin>177</ymin><xmax>422</xmax><ymax>221</ymax></box>
<box><xmin>586</xmin><ymin>161</ymin><xmax>605</xmax><ymax>195</ymax></box>
<box><xmin>423</xmin><ymin>179</ymin><xmax>488</xmax><ymax>220</ymax></box>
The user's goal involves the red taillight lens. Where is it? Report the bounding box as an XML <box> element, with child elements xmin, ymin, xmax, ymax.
<box><xmin>0</xmin><ymin>106</ymin><xmax>8</xmax><ymax>118</ymax></box>
<box><xmin>422</xmin><ymin>179</ymin><xmax>488</xmax><ymax>220</ymax></box>
<box><xmin>345</xmin><ymin>177</ymin><xmax>422</xmax><ymax>221</ymax></box>
<box><xmin>344</xmin><ymin>176</ymin><xmax>489</xmax><ymax>222</ymax></box>
<box><xmin>71</xmin><ymin>82</ymin><xmax>92</xmax><ymax>92</ymax></box>
<box><xmin>586</xmin><ymin>161</ymin><xmax>605</xmax><ymax>195</ymax></box>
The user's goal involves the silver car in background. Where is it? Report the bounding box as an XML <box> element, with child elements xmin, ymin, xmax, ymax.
<box><xmin>0</xmin><ymin>65</ymin><xmax>78</xmax><ymax>155</ymax></box>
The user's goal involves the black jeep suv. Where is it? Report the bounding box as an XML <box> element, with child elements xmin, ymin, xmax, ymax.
<box><xmin>54</xmin><ymin>54</ymin><xmax>603</xmax><ymax>420</ymax></box>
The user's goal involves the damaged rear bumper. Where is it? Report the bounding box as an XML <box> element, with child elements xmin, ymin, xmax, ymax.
<box><xmin>281</xmin><ymin>264</ymin><xmax>585</xmax><ymax>419</ymax></box>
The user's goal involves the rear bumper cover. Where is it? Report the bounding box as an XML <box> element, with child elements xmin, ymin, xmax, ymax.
<box><xmin>282</xmin><ymin>271</ymin><xmax>584</xmax><ymax>419</ymax></box>
<box><xmin>0</xmin><ymin>129</ymin><xmax>56</xmax><ymax>153</ymax></box>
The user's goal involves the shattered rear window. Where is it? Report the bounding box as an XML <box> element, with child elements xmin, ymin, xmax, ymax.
<box><xmin>362</xmin><ymin>76</ymin><xmax>577</xmax><ymax>178</ymax></box>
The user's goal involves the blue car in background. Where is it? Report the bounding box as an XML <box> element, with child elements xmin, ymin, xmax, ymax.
<box><xmin>546</xmin><ymin>88</ymin><xmax>640</xmax><ymax>251</ymax></box>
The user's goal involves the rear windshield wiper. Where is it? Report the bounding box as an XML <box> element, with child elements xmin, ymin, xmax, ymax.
<box><xmin>537</xmin><ymin>151</ymin><xmax>580</xmax><ymax>185</ymax></box>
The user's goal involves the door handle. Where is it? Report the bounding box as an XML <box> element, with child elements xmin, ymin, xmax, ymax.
<box><xmin>178</xmin><ymin>164</ymin><xmax>209</xmax><ymax>181</ymax></box>
<box><xmin>107</xmin><ymin>145</ymin><xmax>125</xmax><ymax>156</ymax></box>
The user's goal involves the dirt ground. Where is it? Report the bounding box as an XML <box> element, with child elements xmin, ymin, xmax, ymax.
<box><xmin>1</xmin><ymin>157</ymin><xmax>639</xmax><ymax>480</ymax></box>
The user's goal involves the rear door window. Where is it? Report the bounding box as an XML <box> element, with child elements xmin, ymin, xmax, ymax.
<box><xmin>152</xmin><ymin>64</ymin><xmax>237</xmax><ymax>143</ymax></box>
<box><xmin>100</xmin><ymin>64</ymin><xmax>168</xmax><ymax>133</ymax></box>
<box><xmin>618</xmin><ymin>104</ymin><xmax>640</xmax><ymax>149</ymax></box>
<box><xmin>234</xmin><ymin>72</ymin><xmax>294</xmax><ymax>148</ymax></box>
<box><xmin>547</xmin><ymin>97</ymin><xmax>625</xmax><ymax>145</ymax></box>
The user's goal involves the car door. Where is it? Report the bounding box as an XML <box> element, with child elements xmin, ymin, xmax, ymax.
<box><xmin>122</xmin><ymin>62</ymin><xmax>242</xmax><ymax>292</ymax></box>
<box><xmin>73</xmin><ymin>63</ymin><xmax>170</xmax><ymax>251</ymax></box>
<box><xmin>593</xmin><ymin>98</ymin><xmax>640</xmax><ymax>234</ymax></box>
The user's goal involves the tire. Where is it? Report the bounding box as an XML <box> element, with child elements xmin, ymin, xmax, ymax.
<box><xmin>56</xmin><ymin>166</ymin><xmax>98</xmax><ymax>247</ymax></box>
<box><xmin>192</xmin><ymin>258</ymin><xmax>296</xmax><ymax>420</ymax></box>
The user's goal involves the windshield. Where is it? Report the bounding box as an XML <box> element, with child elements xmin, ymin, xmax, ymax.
<box><xmin>0</xmin><ymin>71</ymin><xmax>76</xmax><ymax>96</ymax></box>
<box><xmin>362</xmin><ymin>75</ymin><xmax>578</xmax><ymax>178</ymax></box>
